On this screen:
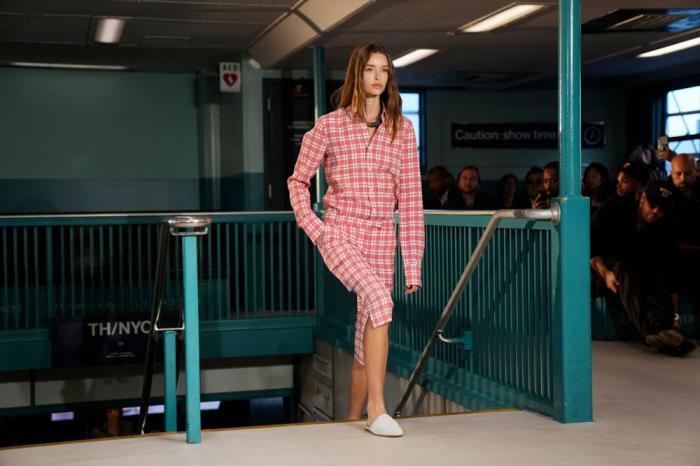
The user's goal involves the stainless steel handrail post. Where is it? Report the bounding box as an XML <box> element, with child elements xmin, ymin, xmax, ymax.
<box><xmin>393</xmin><ymin>207</ymin><xmax>558</xmax><ymax>417</ymax></box>
<box><xmin>168</xmin><ymin>216</ymin><xmax>211</xmax><ymax>444</ymax></box>
<box><xmin>137</xmin><ymin>215</ymin><xmax>210</xmax><ymax>440</ymax></box>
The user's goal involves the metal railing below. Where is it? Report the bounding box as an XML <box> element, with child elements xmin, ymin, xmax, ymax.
<box><xmin>390</xmin><ymin>208</ymin><xmax>559</xmax><ymax>417</ymax></box>
<box><xmin>138</xmin><ymin>223</ymin><xmax>173</xmax><ymax>434</ymax></box>
<box><xmin>0</xmin><ymin>212</ymin><xmax>316</xmax><ymax>333</ymax></box>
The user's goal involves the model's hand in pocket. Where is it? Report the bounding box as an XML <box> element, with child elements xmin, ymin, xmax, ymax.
<box><xmin>405</xmin><ymin>285</ymin><xmax>420</xmax><ymax>295</ymax></box>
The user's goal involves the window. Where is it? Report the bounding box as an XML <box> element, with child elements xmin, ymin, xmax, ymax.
<box><xmin>400</xmin><ymin>91</ymin><xmax>425</xmax><ymax>169</ymax></box>
<box><xmin>665</xmin><ymin>85</ymin><xmax>700</xmax><ymax>155</ymax></box>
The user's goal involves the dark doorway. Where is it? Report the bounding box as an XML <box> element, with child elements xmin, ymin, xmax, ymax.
<box><xmin>263</xmin><ymin>79</ymin><xmax>341</xmax><ymax>211</ymax></box>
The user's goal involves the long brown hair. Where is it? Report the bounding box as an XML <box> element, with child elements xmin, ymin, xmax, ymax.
<box><xmin>332</xmin><ymin>42</ymin><xmax>402</xmax><ymax>142</ymax></box>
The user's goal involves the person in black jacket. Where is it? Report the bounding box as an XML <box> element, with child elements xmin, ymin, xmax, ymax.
<box><xmin>668</xmin><ymin>155</ymin><xmax>700</xmax><ymax>328</ymax></box>
<box><xmin>533</xmin><ymin>161</ymin><xmax>559</xmax><ymax>209</ymax></box>
<box><xmin>590</xmin><ymin>180</ymin><xmax>695</xmax><ymax>356</ymax></box>
<box><xmin>497</xmin><ymin>174</ymin><xmax>520</xmax><ymax>209</ymax></box>
<box><xmin>451</xmin><ymin>166</ymin><xmax>496</xmax><ymax>210</ymax></box>
<box><xmin>520</xmin><ymin>166</ymin><xmax>544</xmax><ymax>208</ymax></box>
<box><xmin>615</xmin><ymin>161</ymin><xmax>649</xmax><ymax>198</ymax></box>
<box><xmin>424</xmin><ymin>166</ymin><xmax>456</xmax><ymax>209</ymax></box>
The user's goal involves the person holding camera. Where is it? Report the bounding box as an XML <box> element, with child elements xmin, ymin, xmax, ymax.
<box><xmin>532</xmin><ymin>161</ymin><xmax>559</xmax><ymax>209</ymax></box>
<box><xmin>651</xmin><ymin>135</ymin><xmax>676</xmax><ymax>181</ymax></box>
<box><xmin>522</xmin><ymin>166</ymin><xmax>544</xmax><ymax>208</ymax></box>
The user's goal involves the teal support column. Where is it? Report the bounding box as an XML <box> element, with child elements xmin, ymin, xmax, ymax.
<box><xmin>313</xmin><ymin>45</ymin><xmax>327</xmax><ymax>208</ymax></box>
<box><xmin>183</xmin><ymin>236</ymin><xmax>202</xmax><ymax>442</ymax></box>
<box><xmin>559</xmin><ymin>0</ymin><xmax>582</xmax><ymax>199</ymax></box>
<box><xmin>163</xmin><ymin>330</ymin><xmax>177</xmax><ymax>433</ymax></box>
<box><xmin>553</xmin><ymin>0</ymin><xmax>592</xmax><ymax>423</ymax></box>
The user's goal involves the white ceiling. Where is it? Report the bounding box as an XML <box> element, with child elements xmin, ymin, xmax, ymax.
<box><xmin>0</xmin><ymin>0</ymin><xmax>698</xmax><ymax>88</ymax></box>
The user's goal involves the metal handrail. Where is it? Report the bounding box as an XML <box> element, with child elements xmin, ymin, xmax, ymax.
<box><xmin>393</xmin><ymin>207</ymin><xmax>559</xmax><ymax>417</ymax></box>
<box><xmin>168</xmin><ymin>216</ymin><xmax>211</xmax><ymax>236</ymax></box>
<box><xmin>0</xmin><ymin>210</ymin><xmax>296</xmax><ymax>220</ymax></box>
<box><xmin>138</xmin><ymin>224</ymin><xmax>171</xmax><ymax>434</ymax></box>
<box><xmin>137</xmin><ymin>215</ymin><xmax>211</xmax><ymax>440</ymax></box>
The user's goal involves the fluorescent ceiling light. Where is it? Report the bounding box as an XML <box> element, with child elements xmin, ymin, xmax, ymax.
<box><xmin>10</xmin><ymin>62</ymin><xmax>127</xmax><ymax>70</ymax></box>
<box><xmin>393</xmin><ymin>49</ymin><xmax>439</xmax><ymax>68</ymax></box>
<box><xmin>637</xmin><ymin>36</ymin><xmax>700</xmax><ymax>58</ymax></box>
<box><xmin>460</xmin><ymin>3</ymin><xmax>546</xmax><ymax>33</ymax></box>
<box><xmin>95</xmin><ymin>18</ymin><xmax>125</xmax><ymax>44</ymax></box>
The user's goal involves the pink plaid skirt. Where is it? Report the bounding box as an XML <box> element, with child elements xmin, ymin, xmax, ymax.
<box><xmin>318</xmin><ymin>213</ymin><xmax>396</xmax><ymax>366</ymax></box>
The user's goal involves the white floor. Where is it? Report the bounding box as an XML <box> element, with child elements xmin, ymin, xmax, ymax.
<box><xmin>2</xmin><ymin>341</ymin><xmax>699</xmax><ymax>466</ymax></box>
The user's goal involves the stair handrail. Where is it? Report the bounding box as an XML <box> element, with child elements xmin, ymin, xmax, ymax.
<box><xmin>393</xmin><ymin>207</ymin><xmax>559</xmax><ymax>417</ymax></box>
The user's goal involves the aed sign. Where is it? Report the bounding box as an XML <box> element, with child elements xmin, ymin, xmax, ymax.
<box><xmin>220</xmin><ymin>62</ymin><xmax>241</xmax><ymax>93</ymax></box>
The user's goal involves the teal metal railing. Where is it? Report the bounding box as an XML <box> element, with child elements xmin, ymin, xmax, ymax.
<box><xmin>393</xmin><ymin>208</ymin><xmax>558</xmax><ymax>417</ymax></box>
<box><xmin>317</xmin><ymin>211</ymin><xmax>560</xmax><ymax>416</ymax></box>
<box><xmin>1</xmin><ymin>209</ymin><xmax>579</xmax><ymax>421</ymax></box>
<box><xmin>0</xmin><ymin>212</ymin><xmax>316</xmax><ymax>331</ymax></box>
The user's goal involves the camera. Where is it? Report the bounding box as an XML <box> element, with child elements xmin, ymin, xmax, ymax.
<box><xmin>657</xmin><ymin>135</ymin><xmax>668</xmax><ymax>152</ymax></box>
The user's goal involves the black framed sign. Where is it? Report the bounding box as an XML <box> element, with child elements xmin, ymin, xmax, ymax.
<box><xmin>451</xmin><ymin>122</ymin><xmax>605</xmax><ymax>149</ymax></box>
<box><xmin>53</xmin><ymin>313</ymin><xmax>178</xmax><ymax>366</ymax></box>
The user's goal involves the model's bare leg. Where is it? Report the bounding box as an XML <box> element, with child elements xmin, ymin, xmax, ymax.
<box><xmin>364</xmin><ymin>320</ymin><xmax>390</xmax><ymax>426</ymax></box>
<box><xmin>347</xmin><ymin>359</ymin><xmax>367</xmax><ymax>420</ymax></box>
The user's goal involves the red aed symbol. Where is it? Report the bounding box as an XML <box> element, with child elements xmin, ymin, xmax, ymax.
<box><xmin>223</xmin><ymin>73</ymin><xmax>238</xmax><ymax>87</ymax></box>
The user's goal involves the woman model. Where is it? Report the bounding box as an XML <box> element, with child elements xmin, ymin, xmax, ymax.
<box><xmin>288</xmin><ymin>42</ymin><xmax>425</xmax><ymax>437</ymax></box>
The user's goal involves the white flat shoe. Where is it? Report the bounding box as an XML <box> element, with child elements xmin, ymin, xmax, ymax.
<box><xmin>364</xmin><ymin>414</ymin><xmax>404</xmax><ymax>437</ymax></box>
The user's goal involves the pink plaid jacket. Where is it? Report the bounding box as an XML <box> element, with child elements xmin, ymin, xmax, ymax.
<box><xmin>288</xmin><ymin>107</ymin><xmax>425</xmax><ymax>286</ymax></box>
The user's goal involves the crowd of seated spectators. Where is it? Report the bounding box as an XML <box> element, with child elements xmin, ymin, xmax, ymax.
<box><xmin>424</xmin><ymin>147</ymin><xmax>700</xmax><ymax>357</ymax></box>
